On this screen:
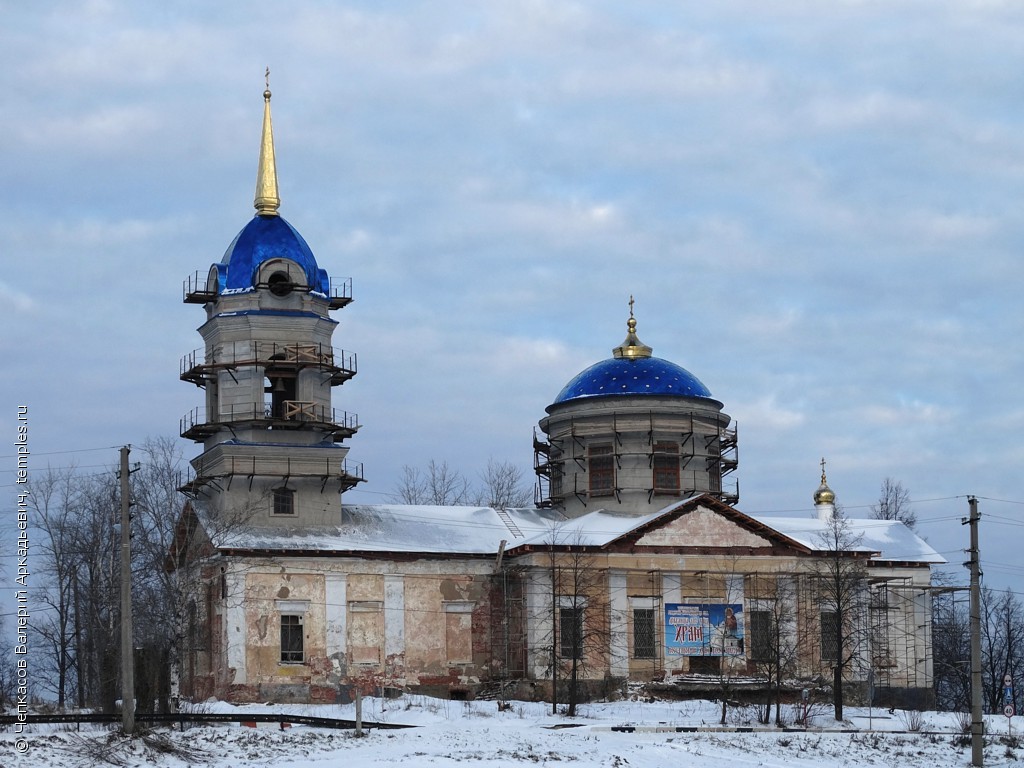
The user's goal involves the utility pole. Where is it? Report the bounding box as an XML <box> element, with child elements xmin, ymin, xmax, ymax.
<box><xmin>119</xmin><ymin>446</ymin><xmax>136</xmax><ymax>736</ymax></box>
<box><xmin>965</xmin><ymin>495</ymin><xmax>983</xmax><ymax>767</ymax></box>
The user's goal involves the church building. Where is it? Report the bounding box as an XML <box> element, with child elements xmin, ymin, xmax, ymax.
<box><xmin>173</xmin><ymin>88</ymin><xmax>942</xmax><ymax>710</ymax></box>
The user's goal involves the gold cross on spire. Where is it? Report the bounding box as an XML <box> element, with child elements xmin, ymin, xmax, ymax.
<box><xmin>820</xmin><ymin>456</ymin><xmax>827</xmax><ymax>483</ymax></box>
<box><xmin>254</xmin><ymin>70</ymin><xmax>280</xmax><ymax>216</ymax></box>
<box><xmin>613</xmin><ymin>295</ymin><xmax>652</xmax><ymax>359</ymax></box>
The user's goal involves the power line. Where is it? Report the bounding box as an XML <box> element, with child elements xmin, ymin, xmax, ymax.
<box><xmin>0</xmin><ymin>445</ymin><xmax>120</xmax><ymax>460</ymax></box>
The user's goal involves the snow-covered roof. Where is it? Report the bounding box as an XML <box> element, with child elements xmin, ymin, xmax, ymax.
<box><xmin>215</xmin><ymin>504</ymin><xmax>564</xmax><ymax>555</ymax></box>
<box><xmin>510</xmin><ymin>507</ymin><xmax>672</xmax><ymax>549</ymax></box>
<box><xmin>746</xmin><ymin>514</ymin><xmax>946</xmax><ymax>564</ymax></box>
<box><xmin>207</xmin><ymin>499</ymin><xmax>943</xmax><ymax>565</ymax></box>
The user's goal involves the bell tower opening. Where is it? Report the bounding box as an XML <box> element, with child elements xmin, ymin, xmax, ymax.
<box><xmin>268</xmin><ymin>270</ymin><xmax>294</xmax><ymax>296</ymax></box>
<box><xmin>264</xmin><ymin>355</ymin><xmax>297</xmax><ymax>419</ymax></box>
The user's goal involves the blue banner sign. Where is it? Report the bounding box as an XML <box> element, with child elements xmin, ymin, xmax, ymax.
<box><xmin>665</xmin><ymin>603</ymin><xmax>744</xmax><ymax>657</ymax></box>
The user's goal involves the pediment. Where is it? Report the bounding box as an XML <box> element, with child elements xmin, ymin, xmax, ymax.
<box><xmin>633</xmin><ymin>504</ymin><xmax>773</xmax><ymax>549</ymax></box>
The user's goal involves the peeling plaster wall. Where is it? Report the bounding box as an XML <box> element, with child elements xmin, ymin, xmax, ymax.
<box><xmin>608</xmin><ymin>570</ymin><xmax>629</xmax><ymax>677</ymax></box>
<box><xmin>225</xmin><ymin>567</ymin><xmax>247</xmax><ymax>685</ymax></box>
<box><xmin>525</xmin><ymin>569</ymin><xmax>553</xmax><ymax>679</ymax></box>
<box><xmin>636</xmin><ymin>506</ymin><xmax>770</xmax><ymax>548</ymax></box>
<box><xmin>325</xmin><ymin>573</ymin><xmax>347</xmax><ymax>673</ymax></box>
<box><xmin>209</xmin><ymin>557</ymin><xmax>497</xmax><ymax>702</ymax></box>
<box><xmin>245</xmin><ymin>571</ymin><xmax>327</xmax><ymax>689</ymax></box>
<box><xmin>194</xmin><ymin>522</ymin><xmax>934</xmax><ymax>706</ymax></box>
<box><xmin>384</xmin><ymin>575</ymin><xmax>405</xmax><ymax>679</ymax></box>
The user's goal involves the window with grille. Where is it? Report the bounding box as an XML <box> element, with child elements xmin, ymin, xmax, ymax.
<box><xmin>273</xmin><ymin>487</ymin><xmax>295</xmax><ymax>515</ymax></box>
<box><xmin>653</xmin><ymin>442</ymin><xmax>680</xmax><ymax>494</ymax></box>
<box><xmin>820</xmin><ymin>611</ymin><xmax>839</xmax><ymax>661</ymax></box>
<box><xmin>633</xmin><ymin>608</ymin><xmax>656</xmax><ymax>659</ymax></box>
<box><xmin>560</xmin><ymin>606</ymin><xmax>584</xmax><ymax>659</ymax></box>
<box><xmin>280</xmin><ymin>614</ymin><xmax>304</xmax><ymax>663</ymax></box>
<box><xmin>709</xmin><ymin>467</ymin><xmax>722</xmax><ymax>493</ymax></box>
<box><xmin>748</xmin><ymin>610</ymin><xmax>772</xmax><ymax>661</ymax></box>
<box><xmin>589</xmin><ymin>445</ymin><xmax>614</xmax><ymax>497</ymax></box>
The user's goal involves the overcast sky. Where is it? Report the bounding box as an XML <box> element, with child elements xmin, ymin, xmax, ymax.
<box><xmin>2</xmin><ymin>1</ymin><xmax>1022</xmax><ymax>595</ymax></box>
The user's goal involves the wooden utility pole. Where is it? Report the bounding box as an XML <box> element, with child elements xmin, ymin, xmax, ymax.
<box><xmin>119</xmin><ymin>446</ymin><xmax>135</xmax><ymax>735</ymax></box>
<box><xmin>354</xmin><ymin>688</ymin><xmax>363</xmax><ymax>737</ymax></box>
<box><xmin>966</xmin><ymin>496</ymin><xmax>983</xmax><ymax>767</ymax></box>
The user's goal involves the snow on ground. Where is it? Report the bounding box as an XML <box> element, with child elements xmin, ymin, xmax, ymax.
<box><xmin>2</xmin><ymin>695</ymin><xmax>1021</xmax><ymax>768</ymax></box>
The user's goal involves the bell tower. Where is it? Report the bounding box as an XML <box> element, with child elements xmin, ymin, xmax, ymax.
<box><xmin>179</xmin><ymin>82</ymin><xmax>363</xmax><ymax>526</ymax></box>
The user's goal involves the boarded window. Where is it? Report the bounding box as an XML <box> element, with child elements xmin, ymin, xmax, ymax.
<box><xmin>560</xmin><ymin>606</ymin><xmax>584</xmax><ymax>659</ymax></box>
<box><xmin>748</xmin><ymin>610</ymin><xmax>772</xmax><ymax>661</ymax></box>
<box><xmin>445</xmin><ymin>602</ymin><xmax>474</xmax><ymax>664</ymax></box>
<box><xmin>653</xmin><ymin>442</ymin><xmax>680</xmax><ymax>494</ymax></box>
<box><xmin>689</xmin><ymin>655</ymin><xmax>720</xmax><ymax>674</ymax></box>
<box><xmin>589</xmin><ymin>445</ymin><xmax>614</xmax><ymax>497</ymax></box>
<box><xmin>744</xmin><ymin>575</ymin><xmax>778</xmax><ymax>599</ymax></box>
<box><xmin>280</xmin><ymin>614</ymin><xmax>303</xmax><ymax>663</ymax></box>
<box><xmin>633</xmin><ymin>608</ymin><xmax>656</xmax><ymax>659</ymax></box>
<box><xmin>349</xmin><ymin>602</ymin><xmax>383</xmax><ymax>664</ymax></box>
<box><xmin>682</xmin><ymin>573</ymin><xmax>726</xmax><ymax>599</ymax></box>
<box><xmin>820</xmin><ymin>611</ymin><xmax>840</xmax><ymax>661</ymax></box>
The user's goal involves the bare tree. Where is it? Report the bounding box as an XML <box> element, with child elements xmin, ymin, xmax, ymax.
<box><xmin>29</xmin><ymin>465</ymin><xmax>126</xmax><ymax>711</ymax></box>
<box><xmin>747</xmin><ymin>573</ymin><xmax>800</xmax><ymax>726</ymax></box>
<box><xmin>0</xmin><ymin>614</ymin><xmax>16</xmax><ymax>709</ymax></box>
<box><xmin>28</xmin><ymin>466</ymin><xmax>81</xmax><ymax>709</ymax></box>
<box><xmin>811</xmin><ymin>511</ymin><xmax>870</xmax><ymax>722</ymax></box>
<box><xmin>75</xmin><ymin>474</ymin><xmax>122</xmax><ymax>713</ymax></box>
<box><xmin>130</xmin><ymin>436</ymin><xmax>193</xmax><ymax>713</ymax></box>
<box><xmin>475</xmin><ymin>459</ymin><xmax>532</xmax><ymax>509</ymax></box>
<box><xmin>870</xmin><ymin>478</ymin><xmax>915</xmax><ymax>530</ymax></box>
<box><xmin>931</xmin><ymin>583</ymin><xmax>971</xmax><ymax>712</ymax></box>
<box><xmin>390</xmin><ymin>460</ymin><xmax>472</xmax><ymax>505</ymax></box>
<box><xmin>980</xmin><ymin>587</ymin><xmax>1023</xmax><ymax>714</ymax></box>
<box><xmin>392</xmin><ymin>458</ymin><xmax>531</xmax><ymax>508</ymax></box>
<box><xmin>528</xmin><ymin>525</ymin><xmax>611</xmax><ymax>716</ymax></box>
<box><xmin>27</xmin><ymin>438</ymin><xmax>264</xmax><ymax>712</ymax></box>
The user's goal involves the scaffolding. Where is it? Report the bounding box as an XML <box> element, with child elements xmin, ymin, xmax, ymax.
<box><xmin>183</xmin><ymin>271</ymin><xmax>354</xmax><ymax>310</ymax></box>
<box><xmin>533</xmin><ymin>412</ymin><xmax>740</xmax><ymax>508</ymax></box>
<box><xmin>180</xmin><ymin>404</ymin><xmax>360</xmax><ymax>443</ymax></box>
<box><xmin>178</xmin><ymin>454</ymin><xmax>364</xmax><ymax>499</ymax></box>
<box><xmin>180</xmin><ymin>341</ymin><xmax>356</xmax><ymax>388</ymax></box>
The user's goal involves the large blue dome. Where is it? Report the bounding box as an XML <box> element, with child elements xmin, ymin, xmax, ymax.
<box><xmin>215</xmin><ymin>214</ymin><xmax>329</xmax><ymax>295</ymax></box>
<box><xmin>554</xmin><ymin>356</ymin><xmax>713</xmax><ymax>404</ymax></box>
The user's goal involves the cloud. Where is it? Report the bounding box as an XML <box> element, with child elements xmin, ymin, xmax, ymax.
<box><xmin>0</xmin><ymin>282</ymin><xmax>34</xmax><ymax>313</ymax></box>
<box><xmin>3</xmin><ymin>0</ymin><xmax>1024</xmax><ymax>594</ymax></box>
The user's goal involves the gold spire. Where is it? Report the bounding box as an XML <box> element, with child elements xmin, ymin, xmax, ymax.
<box><xmin>254</xmin><ymin>67</ymin><xmax>280</xmax><ymax>216</ymax></box>
<box><xmin>612</xmin><ymin>295</ymin><xmax>653</xmax><ymax>359</ymax></box>
<box><xmin>814</xmin><ymin>457</ymin><xmax>836</xmax><ymax>505</ymax></box>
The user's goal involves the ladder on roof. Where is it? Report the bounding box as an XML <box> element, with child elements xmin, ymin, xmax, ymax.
<box><xmin>495</xmin><ymin>508</ymin><xmax>524</xmax><ymax>538</ymax></box>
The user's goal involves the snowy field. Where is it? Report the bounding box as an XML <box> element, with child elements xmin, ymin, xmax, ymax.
<box><xmin>2</xmin><ymin>695</ymin><xmax>1021</xmax><ymax>768</ymax></box>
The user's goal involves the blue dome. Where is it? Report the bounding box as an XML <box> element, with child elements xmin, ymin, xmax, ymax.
<box><xmin>554</xmin><ymin>356</ymin><xmax>713</xmax><ymax>404</ymax></box>
<box><xmin>215</xmin><ymin>214</ymin><xmax>329</xmax><ymax>295</ymax></box>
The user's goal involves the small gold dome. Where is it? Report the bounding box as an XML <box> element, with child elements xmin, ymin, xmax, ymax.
<box><xmin>814</xmin><ymin>483</ymin><xmax>835</xmax><ymax>506</ymax></box>
<box><xmin>813</xmin><ymin>457</ymin><xmax>835</xmax><ymax>505</ymax></box>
